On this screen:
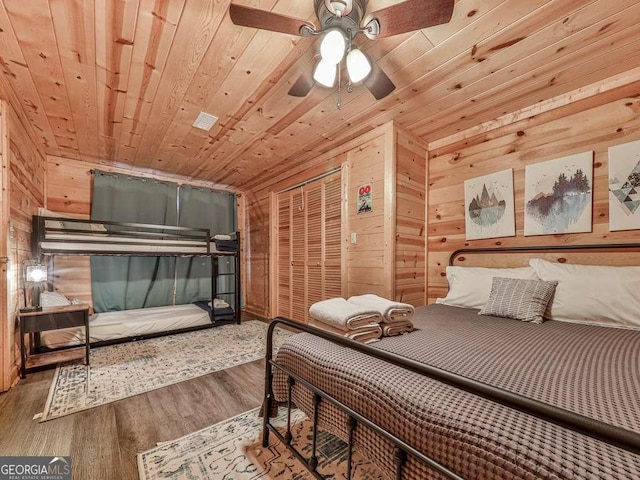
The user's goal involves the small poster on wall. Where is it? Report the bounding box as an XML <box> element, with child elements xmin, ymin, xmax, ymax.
<box><xmin>357</xmin><ymin>183</ymin><xmax>372</xmax><ymax>214</ymax></box>
<box><xmin>608</xmin><ymin>139</ymin><xmax>640</xmax><ymax>232</ymax></box>
<box><xmin>464</xmin><ymin>168</ymin><xmax>515</xmax><ymax>240</ymax></box>
<box><xmin>524</xmin><ymin>151</ymin><xmax>593</xmax><ymax>236</ymax></box>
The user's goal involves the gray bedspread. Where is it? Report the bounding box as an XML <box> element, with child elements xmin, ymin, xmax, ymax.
<box><xmin>272</xmin><ymin>304</ymin><xmax>640</xmax><ymax>479</ymax></box>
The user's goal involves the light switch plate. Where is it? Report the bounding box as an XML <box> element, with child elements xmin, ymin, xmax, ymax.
<box><xmin>350</xmin><ymin>232</ymin><xmax>357</xmax><ymax>244</ymax></box>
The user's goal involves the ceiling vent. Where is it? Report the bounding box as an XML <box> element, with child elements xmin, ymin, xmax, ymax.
<box><xmin>192</xmin><ymin>111</ymin><xmax>219</xmax><ymax>131</ymax></box>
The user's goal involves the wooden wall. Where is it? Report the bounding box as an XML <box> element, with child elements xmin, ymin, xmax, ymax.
<box><xmin>427</xmin><ymin>86</ymin><xmax>640</xmax><ymax>302</ymax></box>
<box><xmin>246</xmin><ymin>121</ymin><xmax>428</xmax><ymax>319</ymax></box>
<box><xmin>0</xmin><ymin>101</ymin><xmax>9</xmax><ymax>391</ymax></box>
<box><xmin>2</xmin><ymin>99</ymin><xmax>47</xmax><ymax>389</ymax></box>
<box><xmin>345</xmin><ymin>134</ymin><xmax>390</xmax><ymax>299</ymax></box>
<box><xmin>45</xmin><ymin>155</ymin><xmax>243</xmax><ymax>306</ymax></box>
<box><xmin>395</xmin><ymin>129</ymin><xmax>427</xmax><ymax>306</ymax></box>
<box><xmin>247</xmin><ymin>124</ymin><xmax>398</xmax><ymax>318</ymax></box>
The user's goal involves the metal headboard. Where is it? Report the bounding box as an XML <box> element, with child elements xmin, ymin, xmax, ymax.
<box><xmin>449</xmin><ymin>242</ymin><xmax>640</xmax><ymax>266</ymax></box>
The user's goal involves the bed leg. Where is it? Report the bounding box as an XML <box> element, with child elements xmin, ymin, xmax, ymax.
<box><xmin>309</xmin><ymin>393</ymin><xmax>321</xmax><ymax>471</ymax></box>
<box><xmin>285</xmin><ymin>376</ymin><xmax>294</xmax><ymax>445</ymax></box>
<box><xmin>394</xmin><ymin>446</ymin><xmax>406</xmax><ymax>480</ymax></box>
<box><xmin>262</xmin><ymin>323</ymin><xmax>276</xmax><ymax>448</ymax></box>
<box><xmin>346</xmin><ymin>416</ymin><xmax>357</xmax><ymax>479</ymax></box>
<box><xmin>262</xmin><ymin>395</ymin><xmax>272</xmax><ymax>447</ymax></box>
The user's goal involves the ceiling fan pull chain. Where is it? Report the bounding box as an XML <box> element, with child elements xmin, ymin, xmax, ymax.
<box><xmin>337</xmin><ymin>64</ymin><xmax>342</xmax><ymax>110</ymax></box>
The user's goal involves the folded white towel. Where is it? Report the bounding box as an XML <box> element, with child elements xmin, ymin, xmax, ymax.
<box><xmin>382</xmin><ymin>320</ymin><xmax>414</xmax><ymax>337</ymax></box>
<box><xmin>309</xmin><ymin>298</ymin><xmax>382</xmax><ymax>331</ymax></box>
<box><xmin>208</xmin><ymin>298</ymin><xmax>230</xmax><ymax>309</ymax></box>
<box><xmin>213</xmin><ymin>234</ymin><xmax>232</xmax><ymax>240</ymax></box>
<box><xmin>347</xmin><ymin>294</ymin><xmax>415</xmax><ymax>323</ymax></box>
<box><xmin>309</xmin><ymin>319</ymin><xmax>382</xmax><ymax>344</ymax></box>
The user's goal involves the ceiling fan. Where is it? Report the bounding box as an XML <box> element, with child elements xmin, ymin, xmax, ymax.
<box><xmin>229</xmin><ymin>0</ymin><xmax>454</xmax><ymax>102</ymax></box>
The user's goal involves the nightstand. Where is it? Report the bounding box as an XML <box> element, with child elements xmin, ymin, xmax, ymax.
<box><xmin>19</xmin><ymin>304</ymin><xmax>90</xmax><ymax>378</ymax></box>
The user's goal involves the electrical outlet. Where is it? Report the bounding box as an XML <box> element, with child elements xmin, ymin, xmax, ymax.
<box><xmin>350</xmin><ymin>232</ymin><xmax>357</xmax><ymax>244</ymax></box>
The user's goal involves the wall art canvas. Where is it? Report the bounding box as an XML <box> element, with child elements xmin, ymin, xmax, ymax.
<box><xmin>608</xmin><ymin>139</ymin><xmax>640</xmax><ymax>231</ymax></box>
<box><xmin>464</xmin><ymin>168</ymin><xmax>515</xmax><ymax>240</ymax></box>
<box><xmin>524</xmin><ymin>152</ymin><xmax>593</xmax><ymax>236</ymax></box>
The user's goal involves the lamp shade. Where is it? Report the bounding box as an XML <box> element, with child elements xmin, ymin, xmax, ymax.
<box><xmin>346</xmin><ymin>48</ymin><xmax>371</xmax><ymax>83</ymax></box>
<box><xmin>320</xmin><ymin>30</ymin><xmax>346</xmax><ymax>65</ymax></box>
<box><xmin>25</xmin><ymin>264</ymin><xmax>47</xmax><ymax>282</ymax></box>
<box><xmin>313</xmin><ymin>59</ymin><xmax>337</xmax><ymax>88</ymax></box>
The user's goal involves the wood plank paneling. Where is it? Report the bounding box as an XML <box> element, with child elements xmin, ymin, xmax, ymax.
<box><xmin>4</xmin><ymin>0</ymin><xmax>79</xmax><ymax>158</ymax></box>
<box><xmin>395</xmin><ymin>130</ymin><xmax>427</xmax><ymax>306</ymax></box>
<box><xmin>0</xmin><ymin>0</ymin><xmax>638</xmax><ymax>195</ymax></box>
<box><xmin>427</xmin><ymin>90</ymin><xmax>640</xmax><ymax>302</ymax></box>
<box><xmin>0</xmin><ymin>101</ymin><xmax>9</xmax><ymax>392</ymax></box>
<box><xmin>4</xmin><ymin>98</ymin><xmax>47</xmax><ymax>390</ymax></box>
<box><xmin>346</xmin><ymin>134</ymin><xmax>388</xmax><ymax>298</ymax></box>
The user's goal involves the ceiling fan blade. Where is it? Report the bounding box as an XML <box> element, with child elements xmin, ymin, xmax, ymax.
<box><xmin>363</xmin><ymin>62</ymin><xmax>395</xmax><ymax>100</ymax></box>
<box><xmin>229</xmin><ymin>4</ymin><xmax>315</xmax><ymax>36</ymax></box>
<box><xmin>364</xmin><ymin>0</ymin><xmax>454</xmax><ymax>38</ymax></box>
<box><xmin>288</xmin><ymin>69</ymin><xmax>316</xmax><ymax>97</ymax></box>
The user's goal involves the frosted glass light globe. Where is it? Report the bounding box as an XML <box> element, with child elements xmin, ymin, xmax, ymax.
<box><xmin>346</xmin><ymin>48</ymin><xmax>371</xmax><ymax>83</ymax></box>
<box><xmin>320</xmin><ymin>30</ymin><xmax>346</xmax><ymax>65</ymax></box>
<box><xmin>313</xmin><ymin>59</ymin><xmax>337</xmax><ymax>88</ymax></box>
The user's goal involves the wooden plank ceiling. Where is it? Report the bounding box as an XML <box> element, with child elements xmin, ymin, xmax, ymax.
<box><xmin>0</xmin><ymin>0</ymin><xmax>638</xmax><ymax>189</ymax></box>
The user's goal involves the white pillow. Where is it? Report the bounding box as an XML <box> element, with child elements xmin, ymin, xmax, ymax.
<box><xmin>435</xmin><ymin>266</ymin><xmax>538</xmax><ymax>310</ymax></box>
<box><xmin>530</xmin><ymin>258</ymin><xmax>640</xmax><ymax>329</ymax></box>
<box><xmin>40</xmin><ymin>291</ymin><xmax>72</xmax><ymax>307</ymax></box>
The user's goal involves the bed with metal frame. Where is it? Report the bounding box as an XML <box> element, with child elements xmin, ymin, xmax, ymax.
<box><xmin>262</xmin><ymin>243</ymin><xmax>640</xmax><ymax>480</ymax></box>
<box><xmin>31</xmin><ymin>214</ymin><xmax>242</xmax><ymax>345</ymax></box>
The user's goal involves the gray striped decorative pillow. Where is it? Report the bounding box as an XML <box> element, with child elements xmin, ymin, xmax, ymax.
<box><xmin>479</xmin><ymin>277</ymin><xmax>558</xmax><ymax>324</ymax></box>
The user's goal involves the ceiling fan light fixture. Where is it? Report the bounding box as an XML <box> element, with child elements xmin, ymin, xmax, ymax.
<box><xmin>324</xmin><ymin>0</ymin><xmax>351</xmax><ymax>16</ymax></box>
<box><xmin>313</xmin><ymin>59</ymin><xmax>337</xmax><ymax>88</ymax></box>
<box><xmin>320</xmin><ymin>29</ymin><xmax>346</xmax><ymax>65</ymax></box>
<box><xmin>346</xmin><ymin>48</ymin><xmax>371</xmax><ymax>83</ymax></box>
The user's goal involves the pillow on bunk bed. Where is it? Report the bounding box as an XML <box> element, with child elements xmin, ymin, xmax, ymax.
<box><xmin>479</xmin><ymin>277</ymin><xmax>558</xmax><ymax>324</ymax></box>
<box><xmin>530</xmin><ymin>258</ymin><xmax>640</xmax><ymax>329</ymax></box>
<box><xmin>39</xmin><ymin>207</ymin><xmax>107</xmax><ymax>232</ymax></box>
<box><xmin>213</xmin><ymin>234</ymin><xmax>237</xmax><ymax>252</ymax></box>
<box><xmin>435</xmin><ymin>266</ymin><xmax>539</xmax><ymax>310</ymax></box>
<box><xmin>40</xmin><ymin>291</ymin><xmax>72</xmax><ymax>307</ymax></box>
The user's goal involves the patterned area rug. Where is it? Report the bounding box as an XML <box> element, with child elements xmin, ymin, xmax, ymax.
<box><xmin>41</xmin><ymin>321</ymin><xmax>290</xmax><ymax>422</ymax></box>
<box><xmin>138</xmin><ymin>407</ymin><xmax>384</xmax><ymax>480</ymax></box>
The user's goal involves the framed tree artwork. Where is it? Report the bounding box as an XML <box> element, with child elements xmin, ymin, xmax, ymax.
<box><xmin>608</xmin><ymin>139</ymin><xmax>640</xmax><ymax>232</ymax></box>
<box><xmin>464</xmin><ymin>168</ymin><xmax>515</xmax><ymax>240</ymax></box>
<box><xmin>524</xmin><ymin>152</ymin><xmax>593</xmax><ymax>236</ymax></box>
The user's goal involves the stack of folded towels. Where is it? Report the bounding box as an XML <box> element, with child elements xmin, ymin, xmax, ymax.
<box><xmin>309</xmin><ymin>298</ymin><xmax>383</xmax><ymax>343</ymax></box>
<box><xmin>348</xmin><ymin>294</ymin><xmax>415</xmax><ymax>336</ymax></box>
<box><xmin>308</xmin><ymin>294</ymin><xmax>416</xmax><ymax>343</ymax></box>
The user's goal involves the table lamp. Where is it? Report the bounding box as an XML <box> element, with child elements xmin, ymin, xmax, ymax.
<box><xmin>21</xmin><ymin>261</ymin><xmax>47</xmax><ymax>312</ymax></box>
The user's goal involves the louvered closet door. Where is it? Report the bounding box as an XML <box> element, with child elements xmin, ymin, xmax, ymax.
<box><xmin>275</xmin><ymin>171</ymin><xmax>342</xmax><ymax>323</ymax></box>
<box><xmin>322</xmin><ymin>174</ymin><xmax>342</xmax><ymax>299</ymax></box>
<box><xmin>277</xmin><ymin>195</ymin><xmax>291</xmax><ymax>318</ymax></box>
<box><xmin>291</xmin><ymin>189</ymin><xmax>306</xmax><ymax>322</ymax></box>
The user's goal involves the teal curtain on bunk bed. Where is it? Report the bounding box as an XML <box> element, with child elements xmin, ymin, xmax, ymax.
<box><xmin>175</xmin><ymin>186</ymin><xmax>237</xmax><ymax>305</ymax></box>
<box><xmin>90</xmin><ymin>171</ymin><xmax>178</xmax><ymax>312</ymax></box>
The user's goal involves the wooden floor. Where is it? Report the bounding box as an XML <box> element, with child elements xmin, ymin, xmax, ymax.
<box><xmin>0</xmin><ymin>335</ymin><xmax>266</xmax><ymax>479</ymax></box>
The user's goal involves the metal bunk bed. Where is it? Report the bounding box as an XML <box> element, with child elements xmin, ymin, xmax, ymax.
<box><xmin>31</xmin><ymin>214</ymin><xmax>242</xmax><ymax>346</ymax></box>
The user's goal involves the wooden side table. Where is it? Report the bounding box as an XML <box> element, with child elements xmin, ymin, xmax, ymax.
<box><xmin>19</xmin><ymin>304</ymin><xmax>90</xmax><ymax>378</ymax></box>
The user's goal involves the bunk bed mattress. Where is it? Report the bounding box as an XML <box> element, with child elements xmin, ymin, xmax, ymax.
<box><xmin>273</xmin><ymin>304</ymin><xmax>640</xmax><ymax>479</ymax></box>
<box><xmin>41</xmin><ymin>233</ymin><xmax>209</xmax><ymax>254</ymax></box>
<box><xmin>40</xmin><ymin>303</ymin><xmax>212</xmax><ymax>348</ymax></box>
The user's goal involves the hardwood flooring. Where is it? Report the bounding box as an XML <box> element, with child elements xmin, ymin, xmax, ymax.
<box><xmin>0</xmin><ymin>336</ymin><xmax>266</xmax><ymax>479</ymax></box>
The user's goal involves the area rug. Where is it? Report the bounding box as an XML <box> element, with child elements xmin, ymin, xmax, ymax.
<box><xmin>41</xmin><ymin>321</ymin><xmax>290</xmax><ymax>422</ymax></box>
<box><xmin>137</xmin><ymin>407</ymin><xmax>384</xmax><ymax>480</ymax></box>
